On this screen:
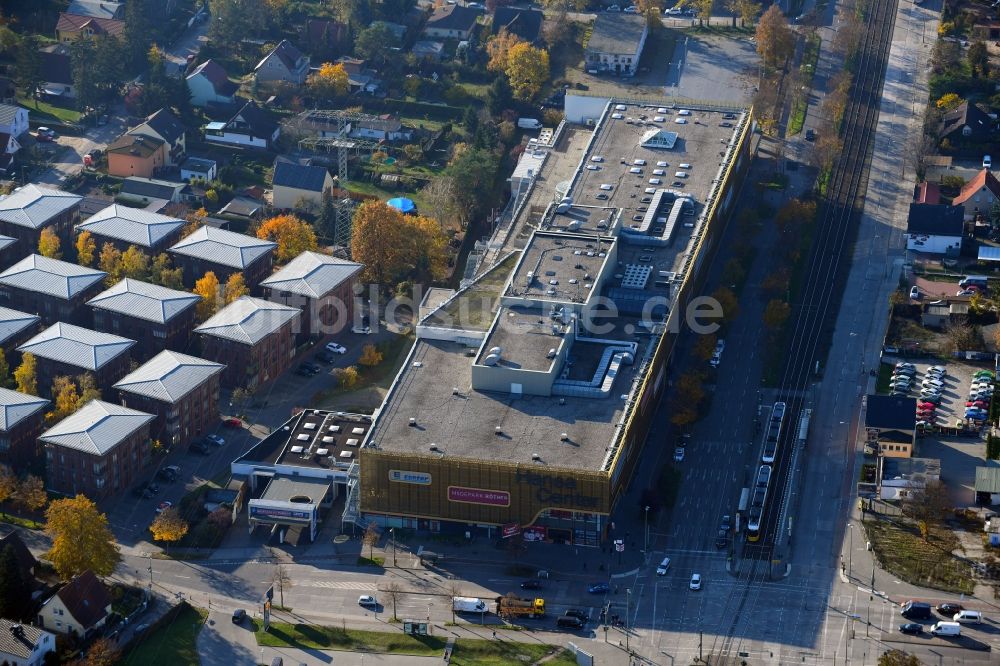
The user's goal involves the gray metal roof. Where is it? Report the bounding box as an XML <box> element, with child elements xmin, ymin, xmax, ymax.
<box><xmin>88</xmin><ymin>278</ymin><xmax>200</xmax><ymax>324</ymax></box>
<box><xmin>975</xmin><ymin>466</ymin><xmax>1000</xmax><ymax>493</ymax></box>
<box><xmin>39</xmin><ymin>399</ymin><xmax>153</xmax><ymax>456</ymax></box>
<box><xmin>169</xmin><ymin>226</ymin><xmax>277</xmax><ymax>269</ymax></box>
<box><xmin>194</xmin><ymin>296</ymin><xmax>300</xmax><ymax>345</ymax></box>
<box><xmin>0</xmin><ymin>387</ymin><xmax>48</xmax><ymax>431</ymax></box>
<box><xmin>0</xmin><ymin>306</ymin><xmax>39</xmax><ymax>345</ymax></box>
<box><xmin>260</xmin><ymin>251</ymin><xmax>362</xmax><ymax>299</ymax></box>
<box><xmin>0</xmin><ymin>254</ymin><xmax>106</xmax><ymax>300</ymax></box>
<box><xmin>114</xmin><ymin>350</ymin><xmax>224</xmax><ymax>403</ymax></box>
<box><xmin>0</xmin><ymin>184</ymin><xmax>82</xmax><ymax>229</ymax></box>
<box><xmin>0</xmin><ymin>235</ymin><xmax>15</xmax><ymax>252</ymax></box>
<box><xmin>587</xmin><ymin>14</ymin><xmax>647</xmax><ymax>55</ymax></box>
<box><xmin>18</xmin><ymin>322</ymin><xmax>135</xmax><ymax>370</ymax></box>
<box><xmin>76</xmin><ymin>204</ymin><xmax>184</xmax><ymax>248</ymax></box>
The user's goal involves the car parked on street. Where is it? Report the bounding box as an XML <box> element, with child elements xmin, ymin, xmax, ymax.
<box><xmin>325</xmin><ymin>342</ymin><xmax>347</xmax><ymax>354</ymax></box>
<box><xmin>899</xmin><ymin>622</ymin><xmax>923</xmax><ymax>635</ymax></box>
<box><xmin>588</xmin><ymin>582</ymin><xmax>610</xmax><ymax>594</ymax></box>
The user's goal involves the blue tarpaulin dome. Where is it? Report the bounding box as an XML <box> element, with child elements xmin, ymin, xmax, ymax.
<box><xmin>387</xmin><ymin>197</ymin><xmax>415</xmax><ymax>213</ymax></box>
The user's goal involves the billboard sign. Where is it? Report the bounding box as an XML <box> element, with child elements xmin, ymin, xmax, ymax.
<box><xmin>389</xmin><ymin>469</ymin><xmax>432</xmax><ymax>485</ymax></box>
<box><xmin>447</xmin><ymin>486</ymin><xmax>510</xmax><ymax>507</ymax></box>
<box><xmin>523</xmin><ymin>525</ymin><xmax>547</xmax><ymax>542</ymax></box>
<box><xmin>249</xmin><ymin>503</ymin><xmax>313</xmax><ymax>523</ymax></box>
<box><xmin>501</xmin><ymin>522</ymin><xmax>520</xmax><ymax>538</ymax></box>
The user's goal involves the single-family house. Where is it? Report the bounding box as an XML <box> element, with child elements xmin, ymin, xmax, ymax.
<box><xmin>333</xmin><ymin>57</ymin><xmax>382</xmax><ymax>94</ymax></box>
<box><xmin>180</xmin><ymin>156</ymin><xmax>217</xmax><ymax>182</ymax></box>
<box><xmin>168</xmin><ymin>226</ymin><xmax>277</xmax><ymax>290</ymax></box>
<box><xmin>423</xmin><ymin>5</ymin><xmax>481</xmax><ymax>40</ymax></box>
<box><xmin>585</xmin><ymin>15</ymin><xmax>648</xmax><ymax>76</ymax></box>
<box><xmin>128</xmin><ymin>108</ymin><xmax>186</xmax><ymax>166</ymax></box>
<box><xmin>254</xmin><ymin>40</ymin><xmax>310</xmax><ymax>86</ymax></box>
<box><xmin>951</xmin><ymin>168</ymin><xmax>1000</xmax><ymax>221</ymax></box>
<box><xmin>271</xmin><ymin>160</ymin><xmax>335</xmax><ymax>210</ymax></box>
<box><xmin>0</xmin><ymin>105</ymin><xmax>28</xmax><ymax>139</ymax></box>
<box><xmin>55</xmin><ymin>13</ymin><xmax>124</xmax><ymax>42</ymax></box>
<box><xmin>120</xmin><ymin>177</ymin><xmax>196</xmax><ymax>207</ymax></box>
<box><xmin>36</xmin><ymin>571</ymin><xmax>113</xmax><ymax>637</ymax></box>
<box><xmin>194</xmin><ymin>296</ymin><xmax>300</xmax><ymax>389</ymax></box>
<box><xmin>0</xmin><ymin>255</ymin><xmax>105</xmax><ymax>327</ymax></box>
<box><xmin>18</xmin><ymin>323</ymin><xmax>135</xmax><ymax>398</ymax></box>
<box><xmin>106</xmin><ymin>133</ymin><xmax>166</xmax><ymax>179</ymax></box>
<box><xmin>302</xmin><ymin>17</ymin><xmax>349</xmax><ymax>56</ymax></box>
<box><xmin>217</xmin><ymin>196</ymin><xmax>263</xmax><ymax>222</ymax></box>
<box><xmin>0</xmin><ymin>184</ymin><xmax>80</xmax><ymax>250</ymax></box>
<box><xmin>491</xmin><ymin>7</ymin><xmax>544</xmax><ymax>43</ymax></box>
<box><xmin>185</xmin><ymin>59</ymin><xmax>238</xmax><ymax>108</ymax></box>
<box><xmin>88</xmin><ymin>278</ymin><xmax>199</xmax><ymax>361</ymax></box>
<box><xmin>864</xmin><ymin>394</ymin><xmax>916</xmax><ymax>458</ymax></box>
<box><xmin>66</xmin><ymin>0</ymin><xmax>124</xmax><ymax>19</ymax></box>
<box><xmin>0</xmin><ymin>306</ymin><xmax>41</xmax><ymax>357</ymax></box>
<box><xmin>261</xmin><ymin>251</ymin><xmax>362</xmax><ymax>341</ymax></box>
<box><xmin>76</xmin><ymin>204</ymin><xmax>185</xmax><ymax>254</ymax></box>
<box><xmin>38</xmin><ymin>44</ymin><xmax>75</xmax><ymax>99</ymax></box>
<box><xmin>350</xmin><ymin>116</ymin><xmax>412</xmax><ymax>142</ymax></box>
<box><xmin>937</xmin><ymin>101</ymin><xmax>994</xmax><ymax>144</ymax></box>
<box><xmin>0</xmin><ymin>388</ymin><xmax>49</xmax><ymax>474</ymax></box>
<box><xmin>878</xmin><ymin>457</ymin><xmax>941</xmax><ymax>500</ymax></box>
<box><xmin>204</xmin><ymin>100</ymin><xmax>280</xmax><ymax>150</ymax></box>
<box><xmin>115</xmin><ymin>350</ymin><xmax>224</xmax><ymax>448</ymax></box>
<box><xmin>0</xmin><ymin>620</ymin><xmax>55</xmax><ymax>666</ymax></box>
<box><xmin>0</xmin><ymin>132</ymin><xmax>21</xmax><ymax>174</ymax></box>
<box><xmin>906</xmin><ymin>203</ymin><xmax>964</xmax><ymax>254</ymax></box>
<box><xmin>411</xmin><ymin>40</ymin><xmax>444</xmax><ymax>61</ymax></box>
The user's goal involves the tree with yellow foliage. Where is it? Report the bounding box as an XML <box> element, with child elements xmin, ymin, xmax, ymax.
<box><xmin>256</xmin><ymin>214</ymin><xmax>318</xmax><ymax>263</ymax></box>
<box><xmin>78</xmin><ymin>373</ymin><xmax>101</xmax><ymax>405</ymax></box>
<box><xmin>307</xmin><ymin>62</ymin><xmax>349</xmax><ymax>100</ymax></box>
<box><xmin>47</xmin><ymin>376</ymin><xmax>80</xmax><ymax>424</ymax></box>
<box><xmin>44</xmin><ymin>494</ymin><xmax>120</xmax><ymax>578</ymax></box>
<box><xmin>12</xmin><ymin>475</ymin><xmax>47</xmax><ymax>512</ymax></box>
<box><xmin>149</xmin><ymin>507</ymin><xmax>189</xmax><ymax>543</ymax></box>
<box><xmin>350</xmin><ymin>200</ymin><xmax>449</xmax><ymax>287</ymax></box>
<box><xmin>193</xmin><ymin>272</ymin><xmax>220</xmax><ymax>322</ymax></box>
<box><xmin>121</xmin><ymin>245</ymin><xmax>149</xmax><ymax>280</ymax></box>
<box><xmin>76</xmin><ymin>231</ymin><xmax>96</xmax><ymax>266</ymax></box>
<box><xmin>98</xmin><ymin>243</ymin><xmax>123</xmax><ymax>284</ymax></box>
<box><xmin>936</xmin><ymin>93</ymin><xmax>963</xmax><ymax>112</ymax></box>
<box><xmin>183</xmin><ymin>207</ymin><xmax>208</xmax><ymax>238</ymax></box>
<box><xmin>224</xmin><ymin>273</ymin><xmax>249</xmax><ymax>304</ymax></box>
<box><xmin>38</xmin><ymin>228</ymin><xmax>61</xmax><ymax>259</ymax></box>
<box><xmin>486</xmin><ymin>34</ymin><xmax>549</xmax><ymax>102</ymax></box>
<box><xmin>0</xmin><ymin>348</ymin><xmax>12</xmax><ymax>389</ymax></box>
<box><xmin>358</xmin><ymin>344</ymin><xmax>383</xmax><ymax>367</ymax></box>
<box><xmin>486</xmin><ymin>30</ymin><xmax>525</xmax><ymax>73</ymax></box>
<box><xmin>14</xmin><ymin>353</ymin><xmax>36</xmax><ymax>396</ymax></box>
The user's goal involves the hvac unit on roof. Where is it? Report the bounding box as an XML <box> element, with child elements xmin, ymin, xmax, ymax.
<box><xmin>316</xmin><ymin>448</ymin><xmax>329</xmax><ymax>456</ymax></box>
<box><xmin>290</xmin><ymin>445</ymin><xmax>304</xmax><ymax>453</ymax></box>
<box><xmin>531</xmin><ymin>453</ymin><xmax>541</xmax><ymax>461</ymax></box>
<box><xmin>408</xmin><ymin>417</ymin><xmax>417</xmax><ymax>426</ymax></box>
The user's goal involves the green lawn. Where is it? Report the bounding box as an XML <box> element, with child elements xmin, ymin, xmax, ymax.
<box><xmin>455</xmin><ymin>82</ymin><xmax>490</xmax><ymax>100</ymax></box>
<box><xmin>863</xmin><ymin>517</ymin><xmax>975</xmax><ymax>594</ymax></box>
<box><xmin>121</xmin><ymin>604</ymin><xmax>208</xmax><ymax>666</ymax></box>
<box><xmin>788</xmin><ymin>33</ymin><xmax>821</xmax><ymax>136</ymax></box>
<box><xmin>449</xmin><ymin>640</ymin><xmax>568</xmax><ymax>666</ymax></box>
<box><xmin>875</xmin><ymin>362</ymin><xmax>894</xmax><ymax>393</ymax></box>
<box><xmin>16</xmin><ymin>96</ymin><xmax>82</xmax><ymax>124</ymax></box>
<box><xmin>256</xmin><ymin>623</ymin><xmax>447</xmax><ymax>654</ymax></box>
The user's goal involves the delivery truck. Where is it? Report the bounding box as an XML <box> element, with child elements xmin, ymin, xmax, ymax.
<box><xmin>496</xmin><ymin>596</ymin><xmax>545</xmax><ymax>618</ymax></box>
<box><xmin>452</xmin><ymin>597</ymin><xmax>488</xmax><ymax>614</ymax></box>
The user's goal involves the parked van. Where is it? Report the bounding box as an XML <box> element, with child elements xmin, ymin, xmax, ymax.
<box><xmin>900</xmin><ymin>601</ymin><xmax>932</xmax><ymax>620</ymax></box>
<box><xmin>930</xmin><ymin>621</ymin><xmax>961</xmax><ymax>636</ymax></box>
<box><xmin>953</xmin><ymin>610</ymin><xmax>983</xmax><ymax>623</ymax></box>
<box><xmin>959</xmin><ymin>275</ymin><xmax>988</xmax><ymax>289</ymax></box>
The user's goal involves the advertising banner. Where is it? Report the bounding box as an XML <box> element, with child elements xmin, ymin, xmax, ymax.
<box><xmin>447</xmin><ymin>486</ymin><xmax>510</xmax><ymax>507</ymax></box>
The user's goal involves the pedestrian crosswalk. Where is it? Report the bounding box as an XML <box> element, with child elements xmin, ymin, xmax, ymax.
<box><xmin>305</xmin><ymin>580</ymin><xmax>379</xmax><ymax>591</ymax></box>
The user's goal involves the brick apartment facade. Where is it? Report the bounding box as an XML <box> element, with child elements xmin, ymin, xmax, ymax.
<box><xmin>88</xmin><ymin>279</ymin><xmax>199</xmax><ymax>362</ymax></box>
<box><xmin>0</xmin><ymin>388</ymin><xmax>49</xmax><ymax>474</ymax></box>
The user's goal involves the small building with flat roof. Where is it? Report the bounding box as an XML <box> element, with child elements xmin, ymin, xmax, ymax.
<box><xmin>865</xmin><ymin>394</ymin><xmax>917</xmax><ymax>458</ymax></box>
<box><xmin>249</xmin><ymin>476</ymin><xmax>332</xmax><ymax>543</ymax></box>
<box><xmin>879</xmin><ymin>457</ymin><xmax>941</xmax><ymax>500</ymax></box>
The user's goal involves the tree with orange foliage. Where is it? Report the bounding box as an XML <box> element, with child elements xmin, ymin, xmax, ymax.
<box><xmin>256</xmin><ymin>214</ymin><xmax>318</xmax><ymax>263</ymax></box>
<box><xmin>350</xmin><ymin>200</ymin><xmax>449</xmax><ymax>287</ymax></box>
<box><xmin>307</xmin><ymin>62</ymin><xmax>349</xmax><ymax>100</ymax></box>
<box><xmin>193</xmin><ymin>271</ymin><xmax>220</xmax><ymax>322</ymax></box>
<box><xmin>486</xmin><ymin>30</ymin><xmax>525</xmax><ymax>73</ymax></box>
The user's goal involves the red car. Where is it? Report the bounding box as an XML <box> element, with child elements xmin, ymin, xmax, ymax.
<box><xmin>222</xmin><ymin>417</ymin><xmax>242</xmax><ymax>428</ymax></box>
<box><xmin>967</xmin><ymin>401</ymin><xmax>988</xmax><ymax>409</ymax></box>
<box><xmin>917</xmin><ymin>401</ymin><xmax>935</xmax><ymax>410</ymax></box>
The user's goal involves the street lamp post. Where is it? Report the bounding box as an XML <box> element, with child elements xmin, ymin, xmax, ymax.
<box><xmin>643</xmin><ymin>506</ymin><xmax>650</xmax><ymax>553</ymax></box>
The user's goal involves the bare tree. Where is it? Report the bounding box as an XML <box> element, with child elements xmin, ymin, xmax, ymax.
<box><xmin>902</xmin><ymin>131</ymin><xmax>937</xmax><ymax>181</ymax></box>
<box><xmin>363</xmin><ymin>522</ymin><xmax>380</xmax><ymax>561</ymax></box>
<box><xmin>273</xmin><ymin>564</ymin><xmax>293</xmax><ymax>608</ymax></box>
<box><xmin>383</xmin><ymin>581</ymin><xmax>403</xmax><ymax>620</ymax></box>
<box><xmin>902</xmin><ymin>480</ymin><xmax>953</xmax><ymax>540</ymax></box>
<box><xmin>446</xmin><ymin>581</ymin><xmax>464</xmax><ymax>623</ymax></box>
<box><xmin>944</xmin><ymin>322</ymin><xmax>983</xmax><ymax>353</ymax></box>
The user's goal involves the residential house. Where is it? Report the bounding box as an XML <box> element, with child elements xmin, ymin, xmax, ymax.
<box><xmin>128</xmin><ymin>108</ymin><xmax>186</xmax><ymax>166</ymax></box>
<box><xmin>76</xmin><ymin>204</ymin><xmax>184</xmax><ymax>254</ymax></box>
<box><xmin>185</xmin><ymin>59</ymin><xmax>238</xmax><ymax>108</ymax></box>
<box><xmin>38</xmin><ymin>44</ymin><xmax>75</xmax><ymax>100</ymax></box>
<box><xmin>0</xmin><ymin>255</ymin><xmax>106</xmax><ymax>327</ymax></box>
<box><xmin>0</xmin><ymin>388</ymin><xmax>49</xmax><ymax>473</ymax></box>
<box><xmin>18</xmin><ymin>323</ymin><xmax>135</xmax><ymax>398</ymax></box>
<box><xmin>40</xmin><ymin>401</ymin><xmax>153</xmax><ymax>499</ymax></box>
<box><xmin>864</xmin><ymin>394</ymin><xmax>916</xmax><ymax>458</ymax></box>
<box><xmin>36</xmin><ymin>571</ymin><xmax>112</xmax><ymax>637</ymax></box>
<box><xmin>937</xmin><ymin>101</ymin><xmax>993</xmax><ymax>145</ymax></box>
<box><xmin>423</xmin><ymin>5</ymin><xmax>481</xmax><ymax>40</ymax></box>
<box><xmin>106</xmin><ymin>133</ymin><xmax>166</xmax><ymax>179</ymax></box>
<box><xmin>878</xmin><ymin>457</ymin><xmax>941</xmax><ymax>500</ymax></box>
<box><xmin>204</xmin><ymin>100</ymin><xmax>280</xmax><ymax>150</ymax></box>
<box><xmin>0</xmin><ymin>132</ymin><xmax>21</xmax><ymax>174</ymax></box>
<box><xmin>0</xmin><ymin>531</ymin><xmax>38</xmax><ymax>579</ymax></box>
<box><xmin>951</xmin><ymin>168</ymin><xmax>1000</xmax><ymax>221</ymax></box>
<box><xmin>491</xmin><ymin>7</ymin><xmax>544</xmax><ymax>43</ymax></box>
<box><xmin>217</xmin><ymin>196</ymin><xmax>263</xmax><ymax>222</ymax></box>
<box><xmin>115</xmin><ymin>350</ymin><xmax>224</xmax><ymax>448</ymax></box>
<box><xmin>301</xmin><ymin>17</ymin><xmax>349</xmax><ymax>57</ymax></box>
<box><xmin>411</xmin><ymin>41</ymin><xmax>444</xmax><ymax>62</ymax></box>
<box><xmin>906</xmin><ymin>203</ymin><xmax>964</xmax><ymax>254</ymax></box>
<box><xmin>333</xmin><ymin>57</ymin><xmax>382</xmax><ymax>94</ymax></box>
<box><xmin>261</xmin><ymin>251</ymin><xmax>362</xmax><ymax>341</ymax></box>
<box><xmin>89</xmin><ymin>279</ymin><xmax>199</xmax><ymax>362</ymax></box>
<box><xmin>254</xmin><ymin>40</ymin><xmax>310</xmax><ymax>86</ymax></box>
<box><xmin>169</xmin><ymin>226</ymin><xmax>277</xmax><ymax>290</ymax></box>
<box><xmin>0</xmin><ymin>306</ymin><xmax>41</xmax><ymax>357</ymax></box>
<box><xmin>55</xmin><ymin>13</ymin><xmax>124</xmax><ymax>42</ymax></box>
<box><xmin>0</xmin><ymin>184</ymin><xmax>82</xmax><ymax>250</ymax></box>
<box><xmin>0</xmin><ymin>105</ymin><xmax>28</xmax><ymax>139</ymax></box>
<box><xmin>194</xmin><ymin>296</ymin><xmax>300</xmax><ymax>389</ymax></box>
<box><xmin>120</xmin><ymin>177</ymin><xmax>196</xmax><ymax>207</ymax></box>
<box><xmin>349</xmin><ymin>116</ymin><xmax>412</xmax><ymax>142</ymax></box>
<box><xmin>915</xmin><ymin>181</ymin><xmax>940</xmax><ymax>204</ymax></box>
<box><xmin>297</xmin><ymin>109</ymin><xmax>410</xmax><ymax>142</ymax></box>
<box><xmin>271</xmin><ymin>160</ymin><xmax>335</xmax><ymax>210</ymax></box>
<box><xmin>180</xmin><ymin>156</ymin><xmax>217</xmax><ymax>182</ymax></box>
<box><xmin>66</xmin><ymin>0</ymin><xmax>124</xmax><ymax>19</ymax></box>
<box><xmin>585</xmin><ymin>15</ymin><xmax>648</xmax><ymax>76</ymax></box>
<box><xmin>0</xmin><ymin>619</ymin><xmax>55</xmax><ymax>666</ymax></box>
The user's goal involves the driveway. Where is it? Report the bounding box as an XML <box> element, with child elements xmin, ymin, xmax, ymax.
<box><xmin>31</xmin><ymin>109</ymin><xmax>127</xmax><ymax>187</ymax></box>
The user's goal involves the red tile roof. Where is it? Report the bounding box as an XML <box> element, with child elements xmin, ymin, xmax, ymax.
<box><xmin>952</xmin><ymin>169</ymin><xmax>1000</xmax><ymax>206</ymax></box>
<box><xmin>55</xmin><ymin>12</ymin><xmax>125</xmax><ymax>37</ymax></box>
<box><xmin>916</xmin><ymin>181</ymin><xmax>940</xmax><ymax>204</ymax></box>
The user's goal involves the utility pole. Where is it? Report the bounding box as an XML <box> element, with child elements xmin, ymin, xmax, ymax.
<box><xmin>625</xmin><ymin>588</ymin><xmax>631</xmax><ymax>653</ymax></box>
<box><xmin>643</xmin><ymin>506</ymin><xmax>650</xmax><ymax>553</ymax></box>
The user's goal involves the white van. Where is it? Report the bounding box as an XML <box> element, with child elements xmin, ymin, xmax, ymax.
<box><xmin>930</xmin><ymin>621</ymin><xmax>961</xmax><ymax>636</ymax></box>
<box><xmin>953</xmin><ymin>610</ymin><xmax>982</xmax><ymax>623</ymax></box>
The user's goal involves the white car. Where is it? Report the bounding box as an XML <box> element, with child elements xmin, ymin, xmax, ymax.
<box><xmin>591</xmin><ymin>155</ymin><xmax>604</xmax><ymax>162</ymax></box>
<box><xmin>656</xmin><ymin>160</ymin><xmax>668</xmax><ymax>167</ymax></box>
<box><xmin>909</xmin><ymin>286</ymin><xmax>920</xmax><ymax>299</ymax></box>
<box><xmin>205</xmin><ymin>434</ymin><xmax>225</xmax><ymax>446</ymax></box>
<box><xmin>928</xmin><ymin>365</ymin><xmax>946</xmax><ymax>374</ymax></box>
<box><xmin>653</xmin><ymin>169</ymin><xmax>665</xmax><ymax>176</ymax></box>
<box><xmin>656</xmin><ymin>558</ymin><xmax>671</xmax><ymax>575</ymax></box>
<box><xmin>653</xmin><ymin>116</ymin><xmax>665</xmax><ymax>122</ymax></box>
<box><xmin>985</xmin><ymin>155</ymin><xmax>992</xmax><ymax>169</ymax></box>
<box><xmin>630</xmin><ymin>167</ymin><xmax>643</xmax><ymax>174</ymax></box>
<box><xmin>678</xmin><ymin>163</ymin><xmax>692</xmax><ymax>169</ymax></box>
<box><xmin>624</xmin><ymin>5</ymin><xmax>638</xmax><ymax>12</ymax></box>
<box><xmin>325</xmin><ymin>342</ymin><xmax>347</xmax><ymax>354</ymax></box>
<box><xmin>614</xmin><ymin>105</ymin><xmax>626</xmax><ymax>111</ymax></box>
<box><xmin>352</xmin><ymin>326</ymin><xmax>371</xmax><ymax>335</ymax></box>
<box><xmin>611</xmin><ymin>113</ymin><xmax>624</xmax><ymax>119</ymax></box>
<box><xmin>359</xmin><ymin>595</ymin><xmax>377</xmax><ymax>607</ymax></box>
<box><xmin>674</xmin><ymin>172</ymin><xmax>688</xmax><ymax>178</ymax></box>
<box><xmin>666</xmin><ymin>7</ymin><xmax>682</xmax><ymax>14</ymax></box>
<box><xmin>689</xmin><ymin>573</ymin><xmax>702</xmax><ymax>590</ymax></box>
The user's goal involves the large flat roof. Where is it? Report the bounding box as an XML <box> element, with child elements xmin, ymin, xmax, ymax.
<box><xmin>238</xmin><ymin>409</ymin><xmax>373</xmax><ymax>470</ymax></box>
<box><xmin>504</xmin><ymin>232</ymin><xmax>613</xmax><ymax>305</ymax></box>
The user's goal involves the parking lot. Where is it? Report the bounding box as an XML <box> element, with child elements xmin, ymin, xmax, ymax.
<box><xmin>886</xmin><ymin>358</ymin><xmax>995</xmax><ymax>431</ymax></box>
